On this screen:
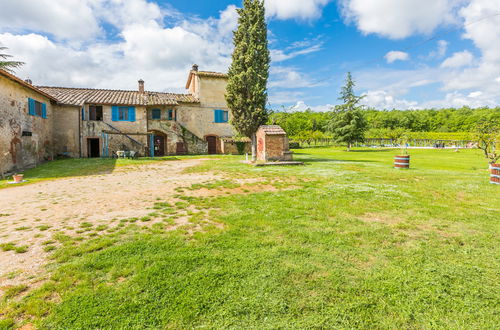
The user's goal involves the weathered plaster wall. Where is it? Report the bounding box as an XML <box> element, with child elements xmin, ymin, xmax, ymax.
<box><xmin>52</xmin><ymin>105</ymin><xmax>80</xmax><ymax>157</ymax></box>
<box><xmin>0</xmin><ymin>75</ymin><xmax>54</xmax><ymax>174</ymax></box>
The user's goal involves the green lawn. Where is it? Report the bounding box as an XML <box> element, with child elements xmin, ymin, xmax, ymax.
<box><xmin>1</xmin><ymin>148</ymin><xmax>499</xmax><ymax>329</ymax></box>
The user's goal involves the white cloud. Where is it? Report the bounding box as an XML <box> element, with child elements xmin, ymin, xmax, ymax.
<box><xmin>266</xmin><ymin>0</ymin><xmax>331</xmax><ymax>20</ymax></box>
<box><xmin>428</xmin><ymin>40</ymin><xmax>449</xmax><ymax>59</ymax></box>
<box><xmin>0</xmin><ymin>3</ymin><xmax>237</xmax><ymax>91</ymax></box>
<box><xmin>362</xmin><ymin>90</ymin><xmax>419</xmax><ymax>109</ymax></box>
<box><xmin>271</xmin><ymin>39</ymin><xmax>323</xmax><ymax>62</ymax></box>
<box><xmin>340</xmin><ymin>0</ymin><xmax>462</xmax><ymax>39</ymax></box>
<box><xmin>0</xmin><ymin>0</ymin><xmax>101</xmax><ymax>40</ymax></box>
<box><xmin>441</xmin><ymin>50</ymin><xmax>474</xmax><ymax>68</ymax></box>
<box><xmin>289</xmin><ymin>101</ymin><xmax>333</xmax><ymax>112</ymax></box>
<box><xmin>385</xmin><ymin>51</ymin><xmax>410</xmax><ymax>63</ymax></box>
<box><xmin>269</xmin><ymin>66</ymin><xmax>320</xmax><ymax>88</ymax></box>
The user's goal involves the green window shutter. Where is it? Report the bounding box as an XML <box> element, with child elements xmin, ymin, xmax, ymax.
<box><xmin>129</xmin><ymin>107</ymin><xmax>136</xmax><ymax>122</ymax></box>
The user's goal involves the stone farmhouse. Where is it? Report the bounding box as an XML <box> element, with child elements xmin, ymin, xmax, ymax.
<box><xmin>0</xmin><ymin>65</ymin><xmax>240</xmax><ymax>174</ymax></box>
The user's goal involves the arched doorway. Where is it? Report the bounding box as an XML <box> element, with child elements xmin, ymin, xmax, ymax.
<box><xmin>150</xmin><ymin>131</ymin><xmax>167</xmax><ymax>156</ymax></box>
<box><xmin>206</xmin><ymin>136</ymin><xmax>217</xmax><ymax>154</ymax></box>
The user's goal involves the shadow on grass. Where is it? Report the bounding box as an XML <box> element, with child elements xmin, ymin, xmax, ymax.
<box><xmin>0</xmin><ymin>156</ymin><xmax>181</xmax><ymax>189</ymax></box>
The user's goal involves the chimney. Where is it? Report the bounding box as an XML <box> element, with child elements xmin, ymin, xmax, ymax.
<box><xmin>138</xmin><ymin>79</ymin><xmax>144</xmax><ymax>93</ymax></box>
<box><xmin>192</xmin><ymin>64</ymin><xmax>199</xmax><ymax>72</ymax></box>
<box><xmin>25</xmin><ymin>78</ymin><xmax>32</xmax><ymax>85</ymax></box>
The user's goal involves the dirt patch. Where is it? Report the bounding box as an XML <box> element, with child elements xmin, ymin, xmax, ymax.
<box><xmin>0</xmin><ymin>159</ymin><xmax>222</xmax><ymax>293</ymax></box>
<box><xmin>359</xmin><ymin>212</ymin><xmax>461</xmax><ymax>238</ymax></box>
<box><xmin>184</xmin><ymin>184</ymin><xmax>282</xmax><ymax>197</ymax></box>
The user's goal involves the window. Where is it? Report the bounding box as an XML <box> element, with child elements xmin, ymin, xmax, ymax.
<box><xmin>89</xmin><ymin>105</ymin><xmax>103</xmax><ymax>121</ymax></box>
<box><xmin>214</xmin><ymin>109</ymin><xmax>228</xmax><ymax>123</ymax></box>
<box><xmin>119</xmin><ymin>107</ymin><xmax>129</xmax><ymax>120</ymax></box>
<box><xmin>112</xmin><ymin>106</ymin><xmax>136</xmax><ymax>121</ymax></box>
<box><xmin>28</xmin><ymin>98</ymin><xmax>47</xmax><ymax>118</ymax></box>
<box><xmin>168</xmin><ymin>109</ymin><xmax>174</xmax><ymax>121</ymax></box>
<box><xmin>152</xmin><ymin>108</ymin><xmax>161</xmax><ymax>120</ymax></box>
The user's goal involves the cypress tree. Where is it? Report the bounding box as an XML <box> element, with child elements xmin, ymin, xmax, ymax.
<box><xmin>328</xmin><ymin>72</ymin><xmax>367</xmax><ymax>151</ymax></box>
<box><xmin>226</xmin><ymin>0</ymin><xmax>270</xmax><ymax>161</ymax></box>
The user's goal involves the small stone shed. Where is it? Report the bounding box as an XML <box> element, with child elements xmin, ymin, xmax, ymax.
<box><xmin>256</xmin><ymin>125</ymin><xmax>293</xmax><ymax>162</ymax></box>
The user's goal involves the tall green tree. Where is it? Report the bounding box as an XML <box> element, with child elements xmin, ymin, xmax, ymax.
<box><xmin>0</xmin><ymin>46</ymin><xmax>24</xmax><ymax>73</ymax></box>
<box><xmin>328</xmin><ymin>72</ymin><xmax>367</xmax><ymax>151</ymax></box>
<box><xmin>226</xmin><ymin>0</ymin><xmax>270</xmax><ymax>161</ymax></box>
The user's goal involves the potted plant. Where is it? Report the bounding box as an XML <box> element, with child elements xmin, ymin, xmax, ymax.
<box><xmin>12</xmin><ymin>173</ymin><xmax>24</xmax><ymax>183</ymax></box>
<box><xmin>394</xmin><ymin>132</ymin><xmax>410</xmax><ymax>169</ymax></box>
<box><xmin>474</xmin><ymin>120</ymin><xmax>500</xmax><ymax>184</ymax></box>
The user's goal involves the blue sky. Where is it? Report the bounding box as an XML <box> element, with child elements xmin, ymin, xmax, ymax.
<box><xmin>1</xmin><ymin>0</ymin><xmax>499</xmax><ymax>110</ymax></box>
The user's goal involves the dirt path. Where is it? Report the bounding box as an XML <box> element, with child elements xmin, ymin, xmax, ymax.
<box><xmin>0</xmin><ymin>159</ymin><xmax>220</xmax><ymax>291</ymax></box>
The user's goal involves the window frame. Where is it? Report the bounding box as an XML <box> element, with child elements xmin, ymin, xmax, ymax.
<box><xmin>151</xmin><ymin>108</ymin><xmax>161</xmax><ymax>120</ymax></box>
<box><xmin>89</xmin><ymin>105</ymin><xmax>103</xmax><ymax>121</ymax></box>
<box><xmin>118</xmin><ymin>106</ymin><xmax>129</xmax><ymax>121</ymax></box>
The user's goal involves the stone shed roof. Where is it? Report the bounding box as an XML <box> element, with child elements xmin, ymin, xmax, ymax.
<box><xmin>0</xmin><ymin>69</ymin><xmax>58</xmax><ymax>102</ymax></box>
<box><xmin>258</xmin><ymin>125</ymin><xmax>287</xmax><ymax>135</ymax></box>
<box><xmin>37</xmin><ymin>86</ymin><xmax>199</xmax><ymax>107</ymax></box>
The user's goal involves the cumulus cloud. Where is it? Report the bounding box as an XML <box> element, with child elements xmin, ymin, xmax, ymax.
<box><xmin>289</xmin><ymin>101</ymin><xmax>334</xmax><ymax>112</ymax></box>
<box><xmin>362</xmin><ymin>90</ymin><xmax>419</xmax><ymax>109</ymax></box>
<box><xmin>269</xmin><ymin>66</ymin><xmax>320</xmax><ymax>88</ymax></box>
<box><xmin>266</xmin><ymin>0</ymin><xmax>331</xmax><ymax>20</ymax></box>
<box><xmin>340</xmin><ymin>0</ymin><xmax>461</xmax><ymax>39</ymax></box>
<box><xmin>0</xmin><ymin>3</ymin><xmax>238</xmax><ymax>91</ymax></box>
<box><xmin>385</xmin><ymin>51</ymin><xmax>410</xmax><ymax>63</ymax></box>
<box><xmin>0</xmin><ymin>0</ymin><xmax>101</xmax><ymax>40</ymax></box>
<box><xmin>428</xmin><ymin>40</ymin><xmax>449</xmax><ymax>59</ymax></box>
<box><xmin>441</xmin><ymin>50</ymin><xmax>474</xmax><ymax>68</ymax></box>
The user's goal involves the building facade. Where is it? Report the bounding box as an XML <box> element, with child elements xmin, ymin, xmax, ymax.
<box><xmin>0</xmin><ymin>65</ymin><xmax>235</xmax><ymax>174</ymax></box>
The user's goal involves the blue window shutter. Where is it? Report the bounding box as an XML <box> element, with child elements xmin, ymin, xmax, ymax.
<box><xmin>42</xmin><ymin>103</ymin><xmax>47</xmax><ymax>118</ymax></box>
<box><xmin>28</xmin><ymin>98</ymin><xmax>35</xmax><ymax>115</ymax></box>
<box><xmin>214</xmin><ymin>110</ymin><xmax>221</xmax><ymax>123</ymax></box>
<box><xmin>129</xmin><ymin>107</ymin><xmax>136</xmax><ymax>122</ymax></box>
<box><xmin>112</xmin><ymin>106</ymin><xmax>118</xmax><ymax>121</ymax></box>
<box><xmin>81</xmin><ymin>108</ymin><xmax>85</xmax><ymax>120</ymax></box>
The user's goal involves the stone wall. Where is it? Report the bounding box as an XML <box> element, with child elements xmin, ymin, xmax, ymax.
<box><xmin>0</xmin><ymin>75</ymin><xmax>54</xmax><ymax>174</ymax></box>
<box><xmin>148</xmin><ymin>119</ymin><xmax>207</xmax><ymax>155</ymax></box>
<box><xmin>81</xmin><ymin>105</ymin><xmax>148</xmax><ymax>157</ymax></box>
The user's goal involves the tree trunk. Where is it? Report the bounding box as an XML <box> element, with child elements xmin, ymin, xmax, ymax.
<box><xmin>347</xmin><ymin>142</ymin><xmax>351</xmax><ymax>152</ymax></box>
<box><xmin>251</xmin><ymin>133</ymin><xmax>257</xmax><ymax>162</ymax></box>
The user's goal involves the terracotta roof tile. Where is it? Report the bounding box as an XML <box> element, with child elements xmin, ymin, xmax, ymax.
<box><xmin>258</xmin><ymin>125</ymin><xmax>287</xmax><ymax>135</ymax></box>
<box><xmin>36</xmin><ymin>86</ymin><xmax>199</xmax><ymax>106</ymax></box>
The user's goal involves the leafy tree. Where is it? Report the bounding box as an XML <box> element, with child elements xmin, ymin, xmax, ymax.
<box><xmin>474</xmin><ymin>119</ymin><xmax>500</xmax><ymax>165</ymax></box>
<box><xmin>225</xmin><ymin>0</ymin><xmax>270</xmax><ymax>161</ymax></box>
<box><xmin>327</xmin><ymin>72</ymin><xmax>367</xmax><ymax>151</ymax></box>
<box><xmin>0</xmin><ymin>46</ymin><xmax>24</xmax><ymax>73</ymax></box>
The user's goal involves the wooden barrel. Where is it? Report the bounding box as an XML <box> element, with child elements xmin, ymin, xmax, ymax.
<box><xmin>394</xmin><ymin>155</ymin><xmax>410</xmax><ymax>169</ymax></box>
<box><xmin>490</xmin><ymin>163</ymin><xmax>500</xmax><ymax>185</ymax></box>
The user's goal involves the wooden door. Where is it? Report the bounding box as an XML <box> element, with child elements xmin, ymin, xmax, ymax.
<box><xmin>176</xmin><ymin>142</ymin><xmax>186</xmax><ymax>155</ymax></box>
<box><xmin>154</xmin><ymin>135</ymin><xmax>165</xmax><ymax>156</ymax></box>
<box><xmin>206</xmin><ymin>136</ymin><xmax>217</xmax><ymax>154</ymax></box>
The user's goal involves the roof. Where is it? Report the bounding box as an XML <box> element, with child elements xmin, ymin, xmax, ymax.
<box><xmin>185</xmin><ymin>70</ymin><xmax>228</xmax><ymax>89</ymax></box>
<box><xmin>0</xmin><ymin>69</ymin><xmax>58</xmax><ymax>102</ymax></box>
<box><xmin>258</xmin><ymin>125</ymin><xmax>287</xmax><ymax>135</ymax></box>
<box><xmin>36</xmin><ymin>86</ymin><xmax>198</xmax><ymax>107</ymax></box>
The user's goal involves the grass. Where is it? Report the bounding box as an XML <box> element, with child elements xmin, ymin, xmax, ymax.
<box><xmin>0</xmin><ymin>148</ymin><xmax>499</xmax><ymax>329</ymax></box>
<box><xmin>0</xmin><ymin>242</ymin><xmax>28</xmax><ymax>254</ymax></box>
